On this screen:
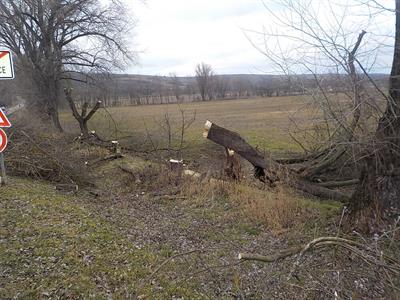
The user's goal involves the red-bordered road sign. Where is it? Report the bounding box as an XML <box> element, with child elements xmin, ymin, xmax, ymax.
<box><xmin>0</xmin><ymin>129</ymin><xmax>7</xmax><ymax>153</ymax></box>
<box><xmin>0</xmin><ymin>50</ymin><xmax>14</xmax><ymax>79</ymax></box>
<box><xmin>0</xmin><ymin>108</ymin><xmax>11</xmax><ymax>127</ymax></box>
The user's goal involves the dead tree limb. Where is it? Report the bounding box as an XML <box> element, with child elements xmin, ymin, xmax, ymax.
<box><xmin>203</xmin><ymin>120</ymin><xmax>349</xmax><ymax>201</ymax></box>
<box><xmin>291</xmin><ymin>179</ymin><xmax>350</xmax><ymax>201</ymax></box>
<box><xmin>238</xmin><ymin>236</ymin><xmax>400</xmax><ymax>274</ymax></box>
<box><xmin>300</xmin><ymin>146</ymin><xmax>347</xmax><ymax>178</ymax></box>
<box><xmin>275</xmin><ymin>153</ymin><xmax>323</xmax><ymax>165</ymax></box>
<box><xmin>238</xmin><ymin>246</ymin><xmax>303</xmax><ymax>263</ymax></box>
<box><xmin>86</xmin><ymin>153</ymin><xmax>123</xmax><ymax>167</ymax></box>
<box><xmin>318</xmin><ymin>179</ymin><xmax>359</xmax><ymax>188</ymax></box>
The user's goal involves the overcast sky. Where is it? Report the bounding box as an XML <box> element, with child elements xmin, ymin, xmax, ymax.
<box><xmin>126</xmin><ymin>0</ymin><xmax>395</xmax><ymax>76</ymax></box>
<box><xmin>126</xmin><ymin>0</ymin><xmax>276</xmax><ymax>76</ymax></box>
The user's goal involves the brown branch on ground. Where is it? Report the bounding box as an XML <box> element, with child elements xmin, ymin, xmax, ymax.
<box><xmin>317</xmin><ymin>179</ymin><xmax>359</xmax><ymax>188</ymax></box>
<box><xmin>238</xmin><ymin>236</ymin><xmax>400</xmax><ymax>276</ymax></box>
<box><xmin>86</xmin><ymin>153</ymin><xmax>123</xmax><ymax>167</ymax></box>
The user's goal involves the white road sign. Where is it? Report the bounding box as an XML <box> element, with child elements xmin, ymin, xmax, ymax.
<box><xmin>0</xmin><ymin>50</ymin><xmax>14</xmax><ymax>79</ymax></box>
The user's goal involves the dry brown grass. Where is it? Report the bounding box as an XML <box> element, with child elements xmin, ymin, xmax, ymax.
<box><xmin>119</xmin><ymin>159</ymin><xmax>321</xmax><ymax>232</ymax></box>
<box><xmin>180</xmin><ymin>177</ymin><xmax>340</xmax><ymax>232</ymax></box>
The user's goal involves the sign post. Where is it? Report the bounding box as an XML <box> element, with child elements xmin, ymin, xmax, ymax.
<box><xmin>0</xmin><ymin>49</ymin><xmax>14</xmax><ymax>185</ymax></box>
<box><xmin>0</xmin><ymin>153</ymin><xmax>6</xmax><ymax>185</ymax></box>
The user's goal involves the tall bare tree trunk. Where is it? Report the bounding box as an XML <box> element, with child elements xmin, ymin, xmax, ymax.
<box><xmin>350</xmin><ymin>0</ymin><xmax>400</xmax><ymax>230</ymax></box>
<box><xmin>49</xmin><ymin>102</ymin><xmax>63</xmax><ymax>132</ymax></box>
<box><xmin>45</xmin><ymin>76</ymin><xmax>63</xmax><ymax>132</ymax></box>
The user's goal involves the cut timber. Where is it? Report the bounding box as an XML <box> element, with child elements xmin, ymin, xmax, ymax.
<box><xmin>169</xmin><ymin>159</ymin><xmax>184</xmax><ymax>173</ymax></box>
<box><xmin>111</xmin><ymin>141</ymin><xmax>121</xmax><ymax>154</ymax></box>
<box><xmin>204</xmin><ymin>120</ymin><xmax>272</xmax><ymax>170</ymax></box>
<box><xmin>183</xmin><ymin>169</ymin><xmax>201</xmax><ymax>178</ymax></box>
<box><xmin>204</xmin><ymin>120</ymin><xmax>278</xmax><ymax>184</ymax></box>
<box><xmin>203</xmin><ymin>120</ymin><xmax>349</xmax><ymax>201</ymax></box>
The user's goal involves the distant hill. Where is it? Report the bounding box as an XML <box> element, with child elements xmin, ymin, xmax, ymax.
<box><xmin>67</xmin><ymin>72</ymin><xmax>390</xmax><ymax>106</ymax></box>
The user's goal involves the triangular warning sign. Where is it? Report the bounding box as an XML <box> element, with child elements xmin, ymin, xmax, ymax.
<box><xmin>0</xmin><ymin>108</ymin><xmax>11</xmax><ymax>127</ymax></box>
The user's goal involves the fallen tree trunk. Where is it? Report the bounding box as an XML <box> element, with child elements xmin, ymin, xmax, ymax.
<box><xmin>274</xmin><ymin>150</ymin><xmax>327</xmax><ymax>165</ymax></box>
<box><xmin>300</xmin><ymin>146</ymin><xmax>347</xmax><ymax>178</ymax></box>
<box><xmin>204</xmin><ymin>120</ymin><xmax>272</xmax><ymax>170</ymax></box>
<box><xmin>291</xmin><ymin>179</ymin><xmax>349</xmax><ymax>201</ymax></box>
<box><xmin>318</xmin><ymin>179</ymin><xmax>359</xmax><ymax>188</ymax></box>
<box><xmin>86</xmin><ymin>153</ymin><xmax>123</xmax><ymax>167</ymax></box>
<box><xmin>204</xmin><ymin>120</ymin><xmax>279</xmax><ymax>184</ymax></box>
<box><xmin>203</xmin><ymin>120</ymin><xmax>350</xmax><ymax>201</ymax></box>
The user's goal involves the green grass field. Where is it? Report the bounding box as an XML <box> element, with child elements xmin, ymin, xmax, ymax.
<box><xmin>60</xmin><ymin>96</ymin><xmax>310</xmax><ymax>155</ymax></box>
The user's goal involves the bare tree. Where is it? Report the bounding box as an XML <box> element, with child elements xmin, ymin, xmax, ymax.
<box><xmin>169</xmin><ymin>72</ymin><xmax>183</xmax><ymax>102</ymax></box>
<box><xmin>246</xmin><ymin>0</ymin><xmax>398</xmax><ymax>229</ymax></box>
<box><xmin>0</xmin><ymin>0</ymin><xmax>134</xmax><ymax>131</ymax></box>
<box><xmin>195</xmin><ymin>62</ymin><xmax>215</xmax><ymax>101</ymax></box>
<box><xmin>214</xmin><ymin>76</ymin><xmax>229</xmax><ymax>99</ymax></box>
<box><xmin>350</xmin><ymin>0</ymin><xmax>400</xmax><ymax>229</ymax></box>
<box><xmin>64</xmin><ymin>88</ymin><xmax>101</xmax><ymax>138</ymax></box>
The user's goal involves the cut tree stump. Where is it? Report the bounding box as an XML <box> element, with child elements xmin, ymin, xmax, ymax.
<box><xmin>203</xmin><ymin>120</ymin><xmax>350</xmax><ymax>202</ymax></box>
<box><xmin>224</xmin><ymin>148</ymin><xmax>242</xmax><ymax>180</ymax></box>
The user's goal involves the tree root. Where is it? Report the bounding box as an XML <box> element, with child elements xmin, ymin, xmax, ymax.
<box><xmin>238</xmin><ymin>236</ymin><xmax>400</xmax><ymax>275</ymax></box>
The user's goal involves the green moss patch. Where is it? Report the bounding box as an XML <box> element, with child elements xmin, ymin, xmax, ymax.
<box><xmin>0</xmin><ymin>178</ymin><xmax>200</xmax><ymax>299</ymax></box>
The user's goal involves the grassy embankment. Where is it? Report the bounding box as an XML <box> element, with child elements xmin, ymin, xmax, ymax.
<box><xmin>0</xmin><ymin>178</ymin><xmax>214</xmax><ymax>298</ymax></box>
<box><xmin>1</xmin><ymin>96</ymin><xmax>349</xmax><ymax>298</ymax></box>
<box><xmin>1</xmin><ymin>171</ymin><xmax>341</xmax><ymax>298</ymax></box>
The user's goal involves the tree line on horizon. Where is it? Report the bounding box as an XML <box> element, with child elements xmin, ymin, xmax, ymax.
<box><xmin>1</xmin><ymin>66</ymin><xmax>388</xmax><ymax>108</ymax></box>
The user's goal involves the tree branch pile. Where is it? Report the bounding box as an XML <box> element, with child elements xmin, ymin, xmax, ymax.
<box><xmin>4</xmin><ymin>113</ymin><xmax>90</xmax><ymax>185</ymax></box>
